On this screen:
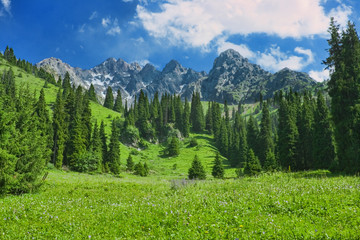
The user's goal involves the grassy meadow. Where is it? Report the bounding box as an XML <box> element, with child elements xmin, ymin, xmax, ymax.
<box><xmin>1</xmin><ymin>170</ymin><xmax>359</xmax><ymax>239</ymax></box>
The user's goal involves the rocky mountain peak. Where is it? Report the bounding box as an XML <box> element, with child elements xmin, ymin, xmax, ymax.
<box><xmin>162</xmin><ymin>59</ymin><xmax>186</xmax><ymax>74</ymax></box>
<box><xmin>213</xmin><ymin>49</ymin><xmax>247</xmax><ymax>68</ymax></box>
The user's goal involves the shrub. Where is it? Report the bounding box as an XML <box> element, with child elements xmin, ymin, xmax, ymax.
<box><xmin>189</xmin><ymin>138</ymin><xmax>198</xmax><ymax>147</ymax></box>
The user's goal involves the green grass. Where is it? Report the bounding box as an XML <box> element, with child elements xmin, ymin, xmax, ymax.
<box><xmin>1</xmin><ymin>170</ymin><xmax>359</xmax><ymax>239</ymax></box>
<box><xmin>0</xmin><ymin>58</ymin><xmax>122</xmax><ymax>133</ymax></box>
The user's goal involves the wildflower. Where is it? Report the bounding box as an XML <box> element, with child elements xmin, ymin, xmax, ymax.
<box><xmin>239</xmin><ymin>225</ymin><xmax>244</xmax><ymax>228</ymax></box>
<box><xmin>205</xmin><ymin>231</ymin><xmax>209</xmax><ymax>234</ymax></box>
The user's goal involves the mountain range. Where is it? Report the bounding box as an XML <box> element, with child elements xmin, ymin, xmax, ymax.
<box><xmin>37</xmin><ymin>49</ymin><xmax>319</xmax><ymax>104</ymax></box>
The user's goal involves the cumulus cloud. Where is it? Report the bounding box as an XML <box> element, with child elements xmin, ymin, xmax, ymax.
<box><xmin>101</xmin><ymin>17</ymin><xmax>121</xmax><ymax>36</ymax></box>
<box><xmin>0</xmin><ymin>0</ymin><xmax>11</xmax><ymax>16</ymax></box>
<box><xmin>309</xmin><ymin>69</ymin><xmax>330</xmax><ymax>82</ymax></box>
<box><xmin>102</xmin><ymin>18</ymin><xmax>111</xmax><ymax>27</ymax></box>
<box><xmin>256</xmin><ymin>46</ymin><xmax>315</xmax><ymax>72</ymax></box>
<box><xmin>217</xmin><ymin>40</ymin><xmax>255</xmax><ymax>59</ymax></box>
<box><xmin>136</xmin><ymin>0</ymin><xmax>351</xmax><ymax>48</ymax></box>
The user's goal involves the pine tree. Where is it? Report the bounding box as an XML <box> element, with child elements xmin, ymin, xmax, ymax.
<box><xmin>205</xmin><ymin>101</ymin><xmax>213</xmax><ymax>133</ymax></box>
<box><xmin>108</xmin><ymin>119</ymin><xmax>121</xmax><ymax>174</ymax></box>
<box><xmin>324</xmin><ymin>19</ymin><xmax>360</xmax><ymax>173</ymax></box>
<box><xmin>190</xmin><ymin>92</ymin><xmax>205</xmax><ymax>132</ymax></box>
<box><xmin>126</xmin><ymin>154</ymin><xmax>135</xmax><ymax>171</ymax></box>
<box><xmin>99</xmin><ymin>121</ymin><xmax>108</xmax><ymax>170</ymax></box>
<box><xmin>182</xmin><ymin>98</ymin><xmax>190</xmax><ymax>138</ymax></box>
<box><xmin>134</xmin><ymin>162</ymin><xmax>146</xmax><ymax>176</ymax></box>
<box><xmin>212</xmin><ymin>153</ymin><xmax>224</xmax><ymax>179</ymax></box>
<box><xmin>258</xmin><ymin>102</ymin><xmax>274</xmax><ymax>167</ymax></box>
<box><xmin>103</xmin><ymin>86</ymin><xmax>114</xmax><ymax>109</ymax></box>
<box><xmin>113</xmin><ymin>89</ymin><xmax>123</xmax><ymax>113</ymax></box>
<box><xmin>90</xmin><ymin>121</ymin><xmax>103</xmax><ymax>171</ymax></box>
<box><xmin>87</xmin><ymin>84</ymin><xmax>97</xmax><ymax>102</ymax></box>
<box><xmin>167</xmin><ymin>136</ymin><xmax>180</xmax><ymax>156</ymax></box>
<box><xmin>188</xmin><ymin>155</ymin><xmax>206</xmax><ymax>180</ymax></box>
<box><xmin>313</xmin><ymin>92</ymin><xmax>336</xmax><ymax>170</ymax></box>
<box><xmin>217</xmin><ymin>119</ymin><xmax>229</xmax><ymax>157</ymax></box>
<box><xmin>62</xmin><ymin>72</ymin><xmax>72</xmax><ymax>99</ymax></box>
<box><xmin>244</xmin><ymin>149</ymin><xmax>262</xmax><ymax>176</ymax></box>
<box><xmin>246</xmin><ymin>115</ymin><xmax>259</xmax><ymax>157</ymax></box>
<box><xmin>52</xmin><ymin>90</ymin><xmax>66</xmax><ymax>169</ymax></box>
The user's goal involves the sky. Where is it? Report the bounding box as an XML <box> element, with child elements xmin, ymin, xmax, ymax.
<box><xmin>0</xmin><ymin>0</ymin><xmax>359</xmax><ymax>82</ymax></box>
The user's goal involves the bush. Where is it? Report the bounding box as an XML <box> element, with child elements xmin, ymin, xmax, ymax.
<box><xmin>244</xmin><ymin>149</ymin><xmax>262</xmax><ymax>176</ymax></box>
<box><xmin>126</xmin><ymin>155</ymin><xmax>134</xmax><ymax>171</ymax></box>
<box><xmin>134</xmin><ymin>162</ymin><xmax>148</xmax><ymax>177</ymax></box>
<box><xmin>73</xmin><ymin>151</ymin><xmax>101</xmax><ymax>173</ymax></box>
<box><xmin>121</xmin><ymin>126</ymin><xmax>140</xmax><ymax>146</ymax></box>
<box><xmin>189</xmin><ymin>138</ymin><xmax>198</xmax><ymax>147</ymax></box>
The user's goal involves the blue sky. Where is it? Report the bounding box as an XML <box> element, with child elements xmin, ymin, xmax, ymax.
<box><xmin>0</xmin><ymin>0</ymin><xmax>359</xmax><ymax>81</ymax></box>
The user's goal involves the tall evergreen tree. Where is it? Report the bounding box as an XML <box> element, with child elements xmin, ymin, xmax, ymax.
<box><xmin>313</xmin><ymin>91</ymin><xmax>336</xmax><ymax>170</ymax></box>
<box><xmin>244</xmin><ymin>149</ymin><xmax>262</xmax><ymax>176</ymax></box>
<box><xmin>324</xmin><ymin>19</ymin><xmax>360</xmax><ymax>173</ymax></box>
<box><xmin>52</xmin><ymin>90</ymin><xmax>66</xmax><ymax>169</ymax></box>
<box><xmin>212</xmin><ymin>153</ymin><xmax>224</xmax><ymax>179</ymax></box>
<box><xmin>87</xmin><ymin>84</ymin><xmax>97</xmax><ymax>102</ymax></box>
<box><xmin>103</xmin><ymin>86</ymin><xmax>114</xmax><ymax>109</ymax></box>
<box><xmin>182</xmin><ymin>98</ymin><xmax>190</xmax><ymax>138</ymax></box>
<box><xmin>246</xmin><ymin>115</ymin><xmax>259</xmax><ymax>157</ymax></box>
<box><xmin>188</xmin><ymin>155</ymin><xmax>206</xmax><ymax>180</ymax></box>
<box><xmin>113</xmin><ymin>89</ymin><xmax>123</xmax><ymax>113</ymax></box>
<box><xmin>108</xmin><ymin>119</ymin><xmax>121</xmax><ymax>174</ymax></box>
<box><xmin>190</xmin><ymin>92</ymin><xmax>205</xmax><ymax>132</ymax></box>
<box><xmin>167</xmin><ymin>136</ymin><xmax>180</xmax><ymax>156</ymax></box>
<box><xmin>258</xmin><ymin>103</ymin><xmax>274</xmax><ymax>167</ymax></box>
<box><xmin>99</xmin><ymin>121</ymin><xmax>108</xmax><ymax>171</ymax></box>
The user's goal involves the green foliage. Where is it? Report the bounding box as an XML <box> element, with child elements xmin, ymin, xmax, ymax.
<box><xmin>134</xmin><ymin>162</ymin><xmax>147</xmax><ymax>176</ymax></box>
<box><xmin>189</xmin><ymin>138</ymin><xmax>198</xmax><ymax>147</ymax></box>
<box><xmin>190</xmin><ymin>92</ymin><xmax>205</xmax><ymax>132</ymax></box>
<box><xmin>113</xmin><ymin>89</ymin><xmax>123</xmax><ymax>113</ymax></box>
<box><xmin>103</xmin><ymin>86</ymin><xmax>114</xmax><ymax>109</ymax></box>
<box><xmin>212</xmin><ymin>153</ymin><xmax>224</xmax><ymax>179</ymax></box>
<box><xmin>121</xmin><ymin>125</ymin><xmax>140</xmax><ymax>146</ymax></box>
<box><xmin>108</xmin><ymin>119</ymin><xmax>121</xmax><ymax>175</ymax></box>
<box><xmin>188</xmin><ymin>155</ymin><xmax>206</xmax><ymax>180</ymax></box>
<box><xmin>126</xmin><ymin>154</ymin><xmax>134</xmax><ymax>171</ymax></box>
<box><xmin>167</xmin><ymin>136</ymin><xmax>180</xmax><ymax>156</ymax></box>
<box><xmin>324</xmin><ymin>19</ymin><xmax>360</xmax><ymax>173</ymax></box>
<box><xmin>244</xmin><ymin>149</ymin><xmax>262</xmax><ymax>176</ymax></box>
<box><xmin>87</xmin><ymin>84</ymin><xmax>97</xmax><ymax>102</ymax></box>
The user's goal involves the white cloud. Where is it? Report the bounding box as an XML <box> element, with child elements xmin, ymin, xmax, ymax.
<box><xmin>107</xmin><ymin>26</ymin><xmax>121</xmax><ymax>36</ymax></box>
<box><xmin>136</xmin><ymin>0</ymin><xmax>351</xmax><ymax>48</ymax></box>
<box><xmin>309</xmin><ymin>69</ymin><xmax>330</xmax><ymax>82</ymax></box>
<box><xmin>1</xmin><ymin>0</ymin><xmax>10</xmax><ymax>13</ymax></box>
<box><xmin>101</xmin><ymin>17</ymin><xmax>121</xmax><ymax>36</ymax></box>
<box><xmin>102</xmin><ymin>18</ymin><xmax>111</xmax><ymax>27</ymax></box>
<box><xmin>217</xmin><ymin>40</ymin><xmax>255</xmax><ymax>59</ymax></box>
<box><xmin>256</xmin><ymin>46</ymin><xmax>314</xmax><ymax>72</ymax></box>
<box><xmin>89</xmin><ymin>11</ymin><xmax>98</xmax><ymax>20</ymax></box>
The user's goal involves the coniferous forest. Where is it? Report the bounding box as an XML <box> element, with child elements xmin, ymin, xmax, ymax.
<box><xmin>1</xmin><ymin>19</ymin><xmax>360</xmax><ymax>239</ymax></box>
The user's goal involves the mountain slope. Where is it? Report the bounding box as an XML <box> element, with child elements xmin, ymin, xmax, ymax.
<box><xmin>0</xmin><ymin>57</ymin><xmax>121</xmax><ymax>134</ymax></box>
<box><xmin>38</xmin><ymin>49</ymin><xmax>319</xmax><ymax>104</ymax></box>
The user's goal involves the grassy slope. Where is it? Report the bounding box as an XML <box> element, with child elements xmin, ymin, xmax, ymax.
<box><xmin>1</xmin><ymin>170</ymin><xmax>359</xmax><ymax>239</ymax></box>
<box><xmin>0</xmin><ymin>58</ymin><xmax>224</xmax><ymax>177</ymax></box>
<box><xmin>0</xmin><ymin>58</ymin><xmax>121</xmax><ymax>134</ymax></box>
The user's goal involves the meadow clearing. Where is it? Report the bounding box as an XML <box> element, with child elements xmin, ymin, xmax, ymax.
<box><xmin>1</xmin><ymin>169</ymin><xmax>359</xmax><ymax>239</ymax></box>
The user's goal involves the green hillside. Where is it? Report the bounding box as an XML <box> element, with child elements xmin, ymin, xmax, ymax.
<box><xmin>0</xmin><ymin>57</ymin><xmax>121</xmax><ymax>134</ymax></box>
<box><xmin>0</xmin><ymin>57</ymin><xmax>223</xmax><ymax>177</ymax></box>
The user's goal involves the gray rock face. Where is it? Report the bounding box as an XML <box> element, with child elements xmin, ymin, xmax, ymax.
<box><xmin>37</xmin><ymin>49</ymin><xmax>317</xmax><ymax>104</ymax></box>
<box><xmin>201</xmin><ymin>49</ymin><xmax>317</xmax><ymax>103</ymax></box>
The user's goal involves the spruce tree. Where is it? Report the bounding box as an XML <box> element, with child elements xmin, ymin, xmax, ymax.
<box><xmin>113</xmin><ymin>89</ymin><xmax>123</xmax><ymax>113</ymax></box>
<box><xmin>190</xmin><ymin>92</ymin><xmax>205</xmax><ymax>132</ymax></box>
<box><xmin>188</xmin><ymin>155</ymin><xmax>206</xmax><ymax>180</ymax></box>
<box><xmin>244</xmin><ymin>149</ymin><xmax>262</xmax><ymax>176</ymax></box>
<box><xmin>182</xmin><ymin>98</ymin><xmax>190</xmax><ymax>138</ymax></box>
<box><xmin>126</xmin><ymin>154</ymin><xmax>134</xmax><ymax>171</ymax></box>
<box><xmin>313</xmin><ymin>91</ymin><xmax>336</xmax><ymax>169</ymax></box>
<box><xmin>87</xmin><ymin>84</ymin><xmax>97</xmax><ymax>102</ymax></box>
<box><xmin>246</xmin><ymin>115</ymin><xmax>259</xmax><ymax>157</ymax></box>
<box><xmin>103</xmin><ymin>86</ymin><xmax>114</xmax><ymax>109</ymax></box>
<box><xmin>167</xmin><ymin>136</ymin><xmax>180</xmax><ymax>156</ymax></box>
<box><xmin>212</xmin><ymin>153</ymin><xmax>224</xmax><ymax>179</ymax></box>
<box><xmin>258</xmin><ymin>103</ymin><xmax>274</xmax><ymax>167</ymax></box>
<box><xmin>90</xmin><ymin>121</ymin><xmax>103</xmax><ymax>171</ymax></box>
<box><xmin>99</xmin><ymin>121</ymin><xmax>108</xmax><ymax>170</ymax></box>
<box><xmin>324</xmin><ymin>19</ymin><xmax>360</xmax><ymax>173</ymax></box>
<box><xmin>52</xmin><ymin>90</ymin><xmax>66</xmax><ymax>169</ymax></box>
<box><xmin>108</xmin><ymin>119</ymin><xmax>121</xmax><ymax>174</ymax></box>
